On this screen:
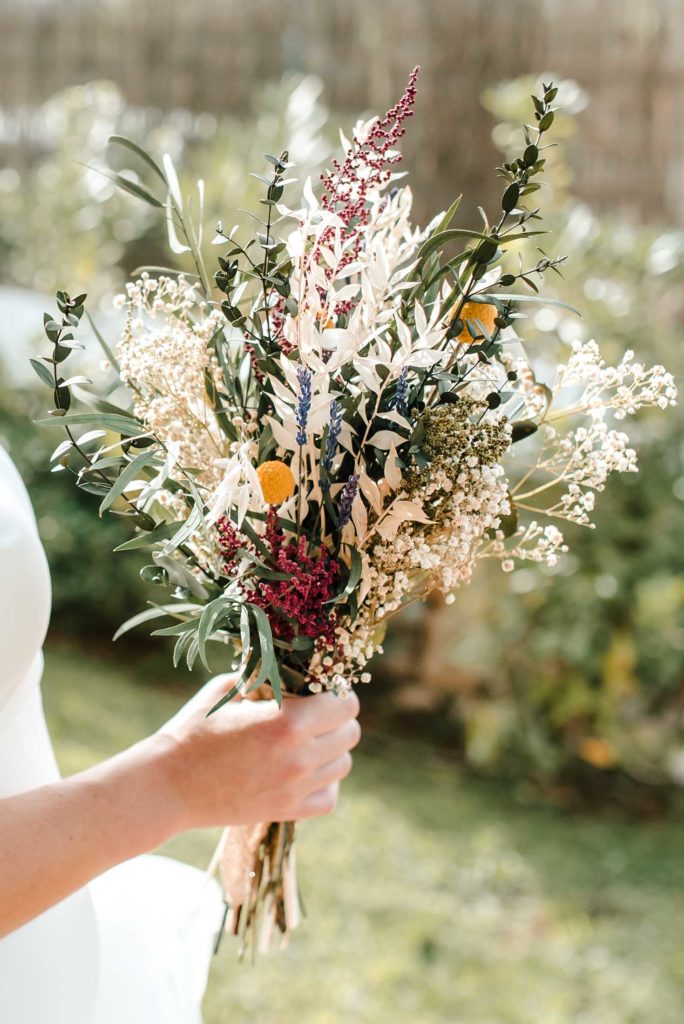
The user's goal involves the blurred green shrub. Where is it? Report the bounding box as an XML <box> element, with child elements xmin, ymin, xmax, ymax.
<box><xmin>0</xmin><ymin>75</ymin><xmax>331</xmax><ymax>302</ymax></box>
<box><xmin>425</xmin><ymin>77</ymin><xmax>684</xmax><ymax>791</ymax></box>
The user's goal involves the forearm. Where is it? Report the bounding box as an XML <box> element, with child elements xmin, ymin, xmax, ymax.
<box><xmin>0</xmin><ymin>735</ymin><xmax>178</xmax><ymax>937</ymax></box>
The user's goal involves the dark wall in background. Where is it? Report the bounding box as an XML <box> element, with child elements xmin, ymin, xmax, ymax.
<box><xmin>1</xmin><ymin>0</ymin><xmax>683</xmax><ymax>227</ymax></box>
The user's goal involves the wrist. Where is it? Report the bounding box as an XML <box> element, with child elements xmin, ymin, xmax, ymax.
<box><xmin>140</xmin><ymin>731</ymin><xmax>195</xmax><ymax>836</ymax></box>
<box><xmin>84</xmin><ymin>733</ymin><xmax>186</xmax><ymax>856</ymax></box>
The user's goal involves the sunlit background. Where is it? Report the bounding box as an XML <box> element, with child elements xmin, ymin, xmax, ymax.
<box><xmin>1</xmin><ymin>1</ymin><xmax>683</xmax><ymax>1021</ymax></box>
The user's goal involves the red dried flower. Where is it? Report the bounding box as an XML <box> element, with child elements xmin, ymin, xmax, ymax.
<box><xmin>217</xmin><ymin>509</ymin><xmax>340</xmax><ymax>647</ymax></box>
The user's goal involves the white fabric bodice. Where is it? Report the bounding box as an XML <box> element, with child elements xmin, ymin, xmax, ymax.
<box><xmin>0</xmin><ymin>445</ymin><xmax>222</xmax><ymax>1023</ymax></box>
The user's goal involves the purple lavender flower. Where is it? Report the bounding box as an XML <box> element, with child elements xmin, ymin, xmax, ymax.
<box><xmin>295</xmin><ymin>366</ymin><xmax>312</xmax><ymax>446</ymax></box>
<box><xmin>321</xmin><ymin>400</ymin><xmax>342</xmax><ymax>491</ymax></box>
<box><xmin>338</xmin><ymin>473</ymin><xmax>359</xmax><ymax>528</ymax></box>
<box><xmin>390</xmin><ymin>366</ymin><xmax>409</xmax><ymax>416</ymax></box>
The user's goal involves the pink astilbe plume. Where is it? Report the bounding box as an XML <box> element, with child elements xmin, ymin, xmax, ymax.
<box><xmin>218</xmin><ymin>511</ymin><xmax>340</xmax><ymax>646</ymax></box>
<box><xmin>320</xmin><ymin>65</ymin><xmax>420</xmax><ymax>225</ymax></box>
<box><xmin>318</xmin><ymin>66</ymin><xmax>420</xmax><ymax>304</ymax></box>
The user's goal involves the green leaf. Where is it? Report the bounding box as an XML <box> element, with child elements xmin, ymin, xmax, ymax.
<box><xmin>197</xmin><ymin>595</ymin><xmax>237</xmax><ymax>671</ymax></box>
<box><xmin>502</xmin><ymin>183</ymin><xmax>520</xmax><ymax>213</ymax></box>
<box><xmin>235</xmin><ymin>547</ymin><xmax>291</xmax><ymax>581</ymax></box>
<box><xmin>207</xmin><ymin>678</ymin><xmax>244</xmax><ymax>716</ymax></box>
<box><xmin>99</xmin><ymin>448</ymin><xmax>160</xmax><ymax>515</ymax></box>
<box><xmin>85</xmin><ymin>311</ymin><xmax>120</xmax><ymax>373</ymax></box>
<box><xmin>49</xmin><ymin>438</ymin><xmax>73</xmax><ymax>462</ymax></box>
<box><xmin>88</xmin><ymin>163</ymin><xmax>163</xmax><ymax>207</ymax></box>
<box><xmin>497</xmin><ymin>230</ymin><xmax>547</xmax><ymax>243</ymax></box>
<box><xmin>36</xmin><ymin>411</ymin><xmax>146</xmax><ymax>436</ymax></box>
<box><xmin>249</xmin><ymin>605</ymin><xmax>282</xmax><ymax>704</ymax></box>
<box><xmin>511</xmin><ymin>419</ymin><xmax>539</xmax><ymax>443</ymax></box>
<box><xmin>152</xmin><ymin>618</ymin><xmax>200</xmax><ymax>637</ymax></box>
<box><xmin>523</xmin><ymin>144</ymin><xmax>539</xmax><ymax>166</ymax></box>
<box><xmin>431</xmin><ymin>194</ymin><xmax>463</xmax><ymax>234</ymax></box>
<box><xmin>173</xmin><ymin>630</ymin><xmax>195</xmax><ymax>668</ymax></box>
<box><xmin>111</xmin><ymin>171</ymin><xmax>164</xmax><ymax>208</ymax></box>
<box><xmin>53</xmin><ymin>379</ymin><xmax>71</xmax><ymax>412</ymax></box>
<box><xmin>108</xmin><ymin>135</ymin><xmax>167</xmax><ymax>183</ymax></box>
<box><xmin>474</xmin><ymin>238</ymin><xmax>499</xmax><ymax>264</ymax></box>
<box><xmin>418</xmin><ymin>228</ymin><xmax>492</xmax><ymax>264</ymax></box>
<box><xmin>332</xmin><ymin>547</ymin><xmax>363</xmax><ymax>604</ymax></box>
<box><xmin>113</xmin><ymin>602</ymin><xmax>199</xmax><ymax>641</ymax></box>
<box><xmin>186</xmin><ymin>636</ymin><xmax>201</xmax><ymax>671</ymax></box>
<box><xmin>30</xmin><ymin>358</ymin><xmax>55</xmax><ymax>387</ymax></box>
<box><xmin>479</xmin><ymin>292</ymin><xmax>581</xmax><ymax>316</ymax></box>
<box><xmin>113</xmin><ymin>520</ymin><xmax>184</xmax><ymax>552</ymax></box>
<box><xmin>159</xmin><ymin>501</ymin><xmax>204</xmax><ymax>557</ymax></box>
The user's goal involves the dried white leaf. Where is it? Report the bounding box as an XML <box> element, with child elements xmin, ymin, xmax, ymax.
<box><xmin>351</xmin><ymin>492</ymin><xmax>368</xmax><ymax>542</ymax></box>
<box><xmin>375</xmin><ymin>513</ymin><xmax>402</xmax><ymax>542</ymax></box>
<box><xmin>367</xmin><ymin>429</ymin><xmax>406</xmax><ymax>450</ymax></box>
<box><xmin>389</xmin><ymin>499</ymin><xmax>432</xmax><ymax>524</ymax></box>
<box><xmin>384</xmin><ymin>444</ymin><xmax>403</xmax><ymax>490</ymax></box>
<box><xmin>266</xmin><ymin>415</ymin><xmax>297</xmax><ymax>452</ymax></box>
<box><xmin>381</xmin><ymin>409</ymin><xmax>411</xmax><ymax>430</ymax></box>
<box><xmin>359</xmin><ymin>472</ymin><xmax>382</xmax><ymax>515</ymax></box>
<box><xmin>165</xmin><ymin>195</ymin><xmax>190</xmax><ymax>254</ymax></box>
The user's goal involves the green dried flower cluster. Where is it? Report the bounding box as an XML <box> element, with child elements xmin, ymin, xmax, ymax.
<box><xmin>420</xmin><ymin>398</ymin><xmax>511</xmax><ymax>470</ymax></box>
<box><xmin>404</xmin><ymin>398</ymin><xmax>511</xmax><ymax>526</ymax></box>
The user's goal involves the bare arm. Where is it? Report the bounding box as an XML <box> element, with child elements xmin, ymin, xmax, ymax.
<box><xmin>0</xmin><ymin>676</ymin><xmax>360</xmax><ymax>937</ymax></box>
<box><xmin>0</xmin><ymin>736</ymin><xmax>174</xmax><ymax>937</ymax></box>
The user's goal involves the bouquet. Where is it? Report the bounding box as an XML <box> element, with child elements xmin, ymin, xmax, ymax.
<box><xmin>34</xmin><ymin>69</ymin><xmax>676</xmax><ymax>954</ymax></box>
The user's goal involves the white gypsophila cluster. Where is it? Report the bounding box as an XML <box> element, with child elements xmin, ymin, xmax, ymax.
<box><xmin>545</xmin><ymin>419</ymin><xmax>637</xmax><ymax>525</ymax></box>
<box><xmin>306</xmin><ymin>619</ymin><xmax>377</xmax><ymax>694</ymax></box>
<box><xmin>116</xmin><ymin>274</ymin><xmax>226</xmax><ymax>489</ymax></box>
<box><xmin>495</xmin><ymin>521</ymin><xmax>568</xmax><ymax>571</ymax></box>
<box><xmin>554</xmin><ymin>340</ymin><xmax>678</xmax><ymax>419</ymax></box>
<box><xmin>494</xmin><ymin>339</ymin><xmax>678</xmax><ymax>566</ymax></box>
<box><xmin>373</xmin><ymin>462</ymin><xmax>511</xmax><ymax>607</ymax></box>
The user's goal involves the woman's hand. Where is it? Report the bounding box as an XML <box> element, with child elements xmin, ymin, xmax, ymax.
<box><xmin>156</xmin><ymin>675</ymin><xmax>362</xmax><ymax>830</ymax></box>
<box><xmin>0</xmin><ymin>675</ymin><xmax>360</xmax><ymax>937</ymax></box>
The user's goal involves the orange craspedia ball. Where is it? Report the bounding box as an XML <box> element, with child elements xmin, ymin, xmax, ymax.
<box><xmin>579</xmin><ymin>737</ymin><xmax>617</xmax><ymax>770</ymax></box>
<box><xmin>450</xmin><ymin>301</ymin><xmax>498</xmax><ymax>345</ymax></box>
<box><xmin>256</xmin><ymin>460</ymin><xmax>296</xmax><ymax>505</ymax></box>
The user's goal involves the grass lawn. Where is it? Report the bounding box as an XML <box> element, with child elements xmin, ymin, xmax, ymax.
<box><xmin>43</xmin><ymin>641</ymin><xmax>684</xmax><ymax>1024</ymax></box>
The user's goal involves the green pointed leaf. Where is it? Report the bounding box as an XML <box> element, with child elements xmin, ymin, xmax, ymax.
<box><xmin>36</xmin><ymin>412</ymin><xmax>146</xmax><ymax>436</ymax></box>
<box><xmin>30</xmin><ymin>358</ymin><xmax>55</xmax><ymax>387</ymax></box>
<box><xmin>86</xmin><ymin>311</ymin><xmax>120</xmax><ymax>373</ymax></box>
<box><xmin>248</xmin><ymin>604</ymin><xmax>282</xmax><ymax>704</ymax></box>
<box><xmin>112</xmin><ymin>602</ymin><xmax>199</xmax><ymax>641</ymax></box>
<box><xmin>108</xmin><ymin>135</ymin><xmax>167</xmax><ymax>183</ymax></box>
<box><xmin>418</xmin><ymin>228</ymin><xmax>492</xmax><ymax>264</ymax></box>
<box><xmin>99</xmin><ymin>448</ymin><xmax>160</xmax><ymax>514</ymax></box>
<box><xmin>113</xmin><ymin>520</ymin><xmax>185</xmax><ymax>552</ymax></box>
<box><xmin>479</xmin><ymin>292</ymin><xmax>580</xmax><ymax>316</ymax></box>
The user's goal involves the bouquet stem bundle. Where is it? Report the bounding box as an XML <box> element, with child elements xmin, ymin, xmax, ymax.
<box><xmin>215</xmin><ymin>819</ymin><xmax>299</xmax><ymax>956</ymax></box>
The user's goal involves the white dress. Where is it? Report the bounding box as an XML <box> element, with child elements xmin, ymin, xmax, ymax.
<box><xmin>0</xmin><ymin>445</ymin><xmax>223</xmax><ymax>1023</ymax></box>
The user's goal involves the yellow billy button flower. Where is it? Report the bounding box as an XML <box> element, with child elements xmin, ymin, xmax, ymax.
<box><xmin>450</xmin><ymin>300</ymin><xmax>498</xmax><ymax>346</ymax></box>
<box><xmin>256</xmin><ymin>460</ymin><xmax>296</xmax><ymax>505</ymax></box>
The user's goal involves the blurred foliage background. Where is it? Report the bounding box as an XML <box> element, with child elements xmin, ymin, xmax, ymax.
<box><xmin>1</xmin><ymin>2</ymin><xmax>683</xmax><ymax>1020</ymax></box>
